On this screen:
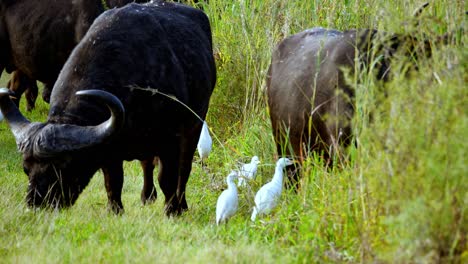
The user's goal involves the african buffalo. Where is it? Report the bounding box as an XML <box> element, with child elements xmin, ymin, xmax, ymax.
<box><xmin>0</xmin><ymin>0</ymin><xmax>148</xmax><ymax>110</ymax></box>
<box><xmin>266</xmin><ymin>25</ymin><xmax>435</xmax><ymax>185</ymax></box>
<box><xmin>0</xmin><ymin>1</ymin><xmax>216</xmax><ymax>216</ymax></box>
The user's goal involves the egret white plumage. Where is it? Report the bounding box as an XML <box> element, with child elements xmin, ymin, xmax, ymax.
<box><xmin>238</xmin><ymin>156</ymin><xmax>261</xmax><ymax>187</ymax></box>
<box><xmin>197</xmin><ymin>121</ymin><xmax>212</xmax><ymax>166</ymax></box>
<box><xmin>216</xmin><ymin>171</ymin><xmax>239</xmax><ymax>225</ymax></box>
<box><xmin>251</xmin><ymin>157</ymin><xmax>293</xmax><ymax>221</ymax></box>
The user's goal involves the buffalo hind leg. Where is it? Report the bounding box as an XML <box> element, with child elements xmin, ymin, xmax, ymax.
<box><xmin>177</xmin><ymin>131</ymin><xmax>200</xmax><ymax>212</ymax></box>
<box><xmin>177</xmin><ymin>163</ymin><xmax>191</xmax><ymax>212</ymax></box>
<box><xmin>158</xmin><ymin>146</ymin><xmax>181</xmax><ymax>216</ymax></box>
<box><xmin>102</xmin><ymin>161</ymin><xmax>125</xmax><ymax>214</ymax></box>
<box><xmin>140</xmin><ymin>157</ymin><xmax>157</xmax><ymax>205</ymax></box>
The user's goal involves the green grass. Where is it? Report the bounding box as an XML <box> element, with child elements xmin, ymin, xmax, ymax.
<box><xmin>1</xmin><ymin>0</ymin><xmax>467</xmax><ymax>263</ymax></box>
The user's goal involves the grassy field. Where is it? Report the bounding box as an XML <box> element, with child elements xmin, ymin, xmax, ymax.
<box><xmin>0</xmin><ymin>0</ymin><xmax>466</xmax><ymax>263</ymax></box>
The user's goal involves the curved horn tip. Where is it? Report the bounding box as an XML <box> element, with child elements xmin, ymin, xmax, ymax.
<box><xmin>0</xmin><ymin>87</ymin><xmax>14</xmax><ymax>96</ymax></box>
<box><xmin>75</xmin><ymin>90</ymin><xmax>124</xmax><ymax>110</ymax></box>
<box><xmin>0</xmin><ymin>88</ymin><xmax>17</xmax><ymax>100</ymax></box>
<box><xmin>76</xmin><ymin>89</ymin><xmax>111</xmax><ymax>97</ymax></box>
<box><xmin>75</xmin><ymin>89</ymin><xmax>125</xmax><ymax>129</ymax></box>
<box><xmin>76</xmin><ymin>89</ymin><xmax>116</xmax><ymax>99</ymax></box>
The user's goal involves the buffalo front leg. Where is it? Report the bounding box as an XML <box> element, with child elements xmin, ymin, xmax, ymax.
<box><xmin>4</xmin><ymin>71</ymin><xmax>38</xmax><ymax>111</ymax></box>
<box><xmin>24</xmin><ymin>78</ymin><xmax>38</xmax><ymax>111</ymax></box>
<box><xmin>42</xmin><ymin>83</ymin><xmax>52</xmax><ymax>103</ymax></box>
<box><xmin>8</xmin><ymin>71</ymin><xmax>38</xmax><ymax>111</ymax></box>
<box><xmin>158</xmin><ymin>146</ymin><xmax>181</xmax><ymax>216</ymax></box>
<box><xmin>7</xmin><ymin>71</ymin><xmax>26</xmax><ymax>108</ymax></box>
<box><xmin>102</xmin><ymin>161</ymin><xmax>125</xmax><ymax>214</ymax></box>
<box><xmin>140</xmin><ymin>157</ymin><xmax>157</xmax><ymax>205</ymax></box>
<box><xmin>273</xmin><ymin>124</ymin><xmax>302</xmax><ymax>191</ymax></box>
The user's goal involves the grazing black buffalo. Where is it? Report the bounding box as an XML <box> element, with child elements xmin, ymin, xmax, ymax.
<box><xmin>0</xmin><ymin>0</ymin><xmax>148</xmax><ymax>110</ymax></box>
<box><xmin>0</xmin><ymin>1</ymin><xmax>216</xmax><ymax>216</ymax></box>
<box><xmin>266</xmin><ymin>26</ymin><xmax>435</xmax><ymax>185</ymax></box>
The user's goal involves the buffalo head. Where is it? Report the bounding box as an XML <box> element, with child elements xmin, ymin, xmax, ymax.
<box><xmin>0</xmin><ymin>88</ymin><xmax>124</xmax><ymax>209</ymax></box>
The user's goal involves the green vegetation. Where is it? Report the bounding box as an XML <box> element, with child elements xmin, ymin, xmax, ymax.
<box><xmin>0</xmin><ymin>0</ymin><xmax>466</xmax><ymax>263</ymax></box>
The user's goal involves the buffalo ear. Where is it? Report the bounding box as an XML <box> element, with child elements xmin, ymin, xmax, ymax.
<box><xmin>435</xmin><ymin>26</ymin><xmax>465</xmax><ymax>46</ymax></box>
<box><xmin>419</xmin><ymin>28</ymin><xmax>461</xmax><ymax>60</ymax></box>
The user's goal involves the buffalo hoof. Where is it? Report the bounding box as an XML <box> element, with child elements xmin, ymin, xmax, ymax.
<box><xmin>179</xmin><ymin>199</ymin><xmax>188</xmax><ymax>212</ymax></box>
<box><xmin>141</xmin><ymin>188</ymin><xmax>157</xmax><ymax>205</ymax></box>
<box><xmin>26</xmin><ymin>103</ymin><xmax>35</xmax><ymax>112</ymax></box>
<box><xmin>164</xmin><ymin>203</ymin><xmax>182</xmax><ymax>217</ymax></box>
<box><xmin>108</xmin><ymin>201</ymin><xmax>124</xmax><ymax>215</ymax></box>
<box><xmin>42</xmin><ymin>87</ymin><xmax>52</xmax><ymax>103</ymax></box>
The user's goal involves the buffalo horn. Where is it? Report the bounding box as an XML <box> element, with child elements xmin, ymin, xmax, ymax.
<box><xmin>33</xmin><ymin>90</ymin><xmax>125</xmax><ymax>157</ymax></box>
<box><xmin>0</xmin><ymin>88</ymin><xmax>33</xmax><ymax>145</ymax></box>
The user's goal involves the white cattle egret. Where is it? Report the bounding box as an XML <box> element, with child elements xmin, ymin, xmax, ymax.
<box><xmin>216</xmin><ymin>171</ymin><xmax>239</xmax><ymax>225</ymax></box>
<box><xmin>238</xmin><ymin>156</ymin><xmax>261</xmax><ymax>187</ymax></box>
<box><xmin>251</xmin><ymin>157</ymin><xmax>293</xmax><ymax>221</ymax></box>
<box><xmin>197</xmin><ymin>121</ymin><xmax>212</xmax><ymax>166</ymax></box>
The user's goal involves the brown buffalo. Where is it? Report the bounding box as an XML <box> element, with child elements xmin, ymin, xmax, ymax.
<box><xmin>266</xmin><ymin>24</ymin><xmax>438</xmax><ymax>186</ymax></box>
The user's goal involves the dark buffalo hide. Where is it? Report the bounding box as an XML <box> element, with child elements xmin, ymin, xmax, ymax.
<box><xmin>0</xmin><ymin>1</ymin><xmax>216</xmax><ymax>216</ymax></box>
<box><xmin>0</xmin><ymin>0</ymin><xmax>149</xmax><ymax>110</ymax></box>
